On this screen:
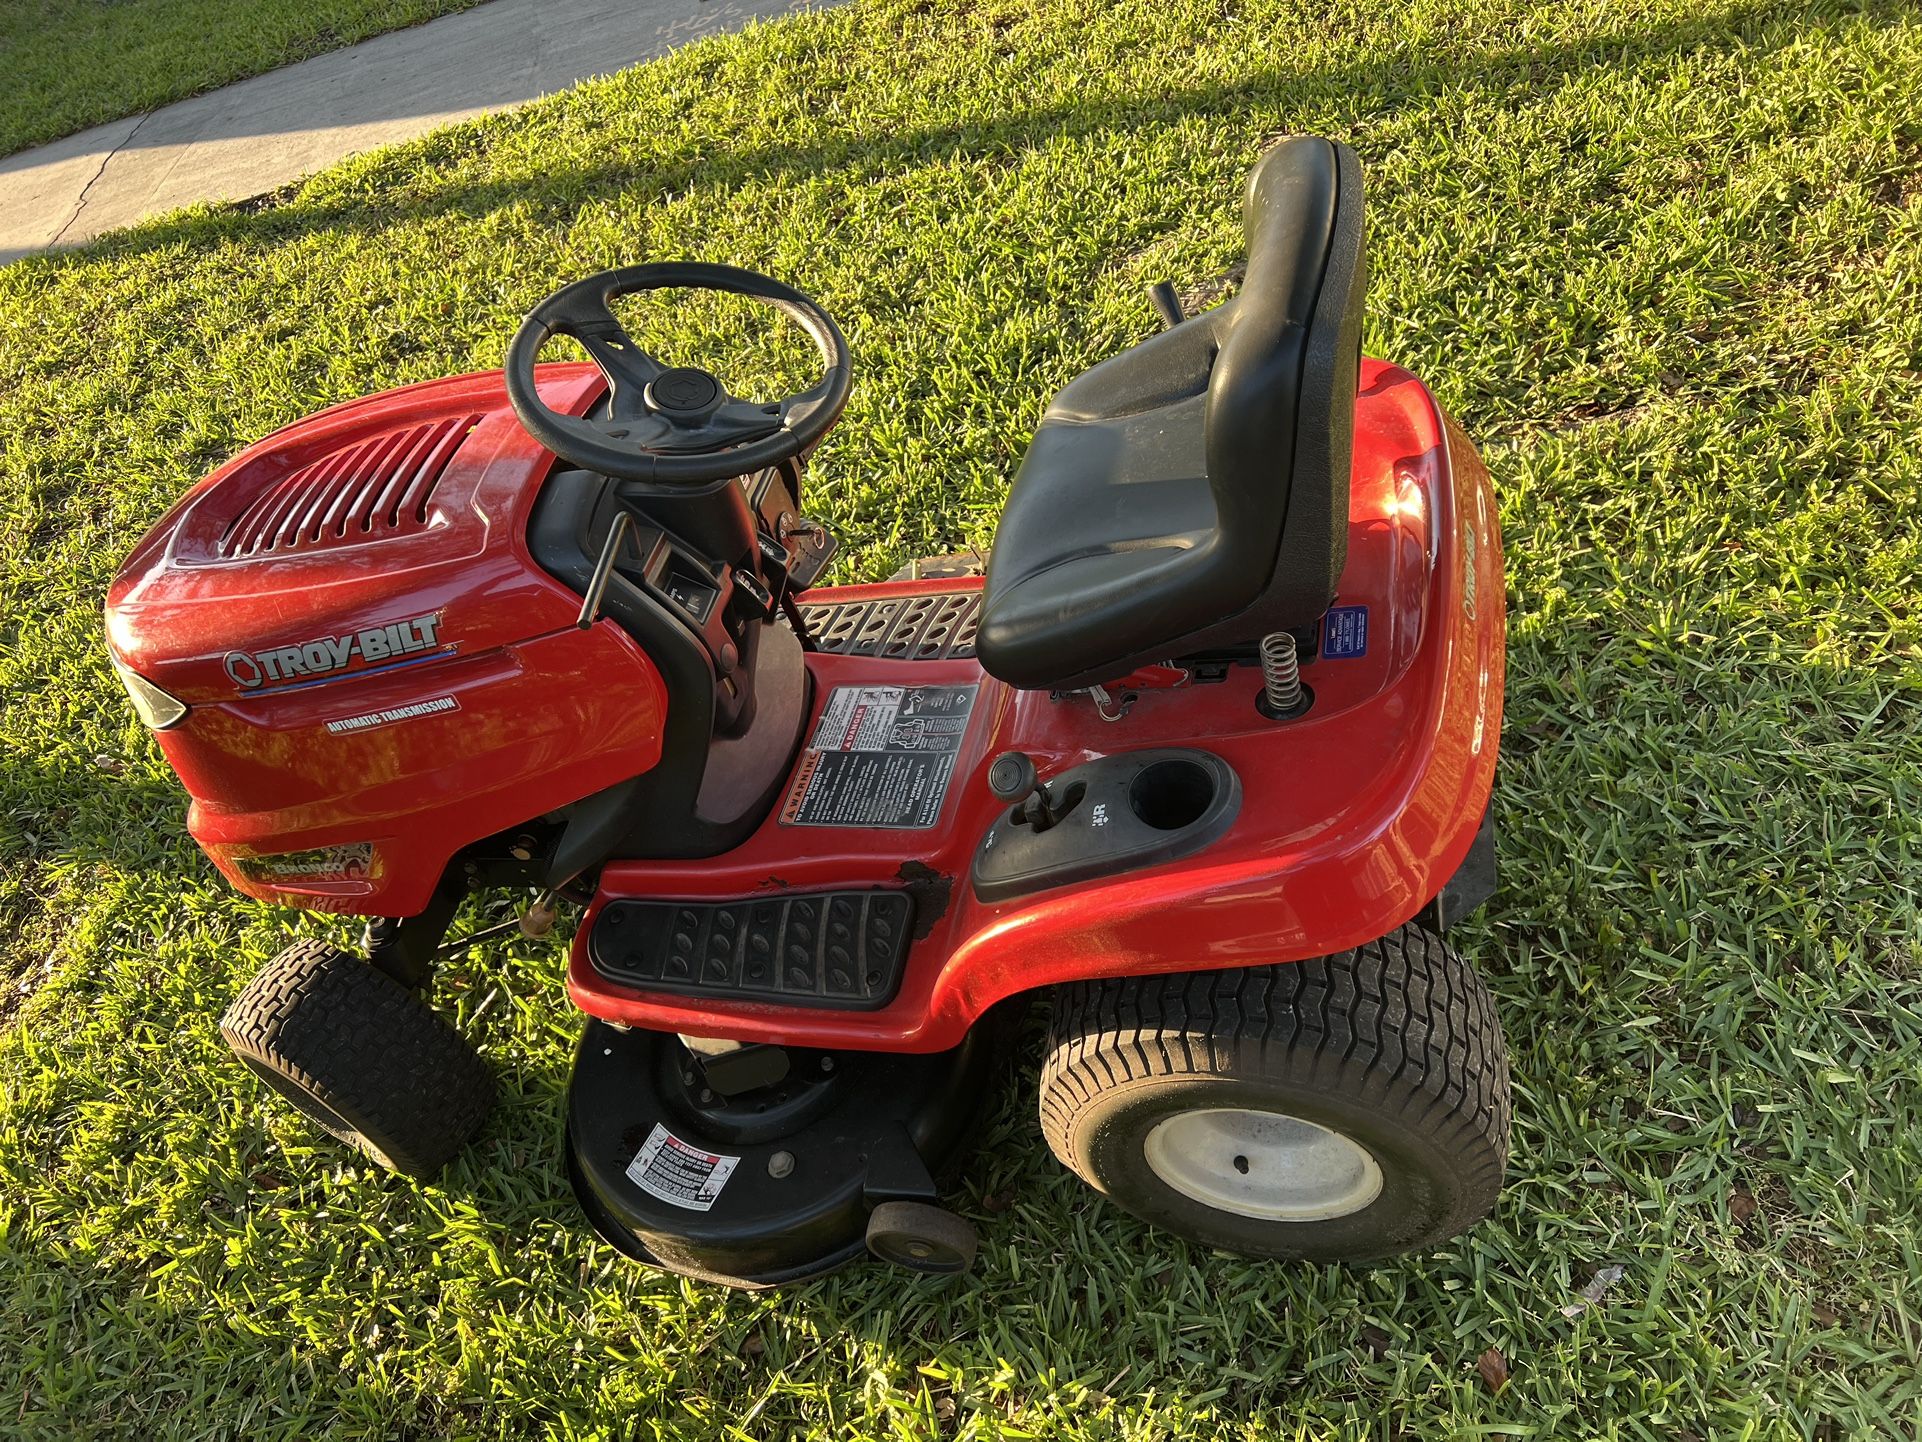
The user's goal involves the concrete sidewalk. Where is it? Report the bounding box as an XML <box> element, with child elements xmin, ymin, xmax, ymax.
<box><xmin>0</xmin><ymin>0</ymin><xmax>809</xmax><ymax>265</ymax></box>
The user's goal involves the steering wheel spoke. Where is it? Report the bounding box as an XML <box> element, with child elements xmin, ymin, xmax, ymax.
<box><xmin>590</xmin><ymin>413</ymin><xmax>676</xmax><ymax>448</ymax></box>
<box><xmin>781</xmin><ymin>373</ymin><xmax>843</xmax><ymax>430</ymax></box>
<box><xmin>703</xmin><ymin>395</ymin><xmax>787</xmax><ymax>445</ymax></box>
<box><xmin>582</xmin><ymin>335</ymin><xmax>666</xmax><ymax>417</ymax></box>
<box><xmin>544</xmin><ymin>289</ymin><xmax>665</xmax><ymax>413</ymax></box>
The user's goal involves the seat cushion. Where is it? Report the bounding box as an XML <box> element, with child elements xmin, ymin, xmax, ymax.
<box><xmin>978</xmin><ymin>378</ymin><xmax>1238</xmax><ymax>690</ymax></box>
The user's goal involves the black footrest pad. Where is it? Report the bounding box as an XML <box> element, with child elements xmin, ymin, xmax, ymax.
<box><xmin>588</xmin><ymin>891</ymin><xmax>914</xmax><ymax>1010</ymax></box>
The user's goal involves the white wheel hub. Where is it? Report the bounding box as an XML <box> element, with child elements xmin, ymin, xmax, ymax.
<box><xmin>1143</xmin><ymin>1107</ymin><xmax>1383</xmax><ymax>1221</ymax></box>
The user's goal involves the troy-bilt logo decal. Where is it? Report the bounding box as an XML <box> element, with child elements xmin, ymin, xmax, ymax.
<box><xmin>224</xmin><ymin>612</ymin><xmax>444</xmax><ymax>690</ymax></box>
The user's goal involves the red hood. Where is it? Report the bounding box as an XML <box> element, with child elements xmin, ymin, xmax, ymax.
<box><xmin>106</xmin><ymin>364</ymin><xmax>606</xmax><ymax>703</ymax></box>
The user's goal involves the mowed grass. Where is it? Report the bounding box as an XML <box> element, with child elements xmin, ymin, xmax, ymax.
<box><xmin>0</xmin><ymin>0</ymin><xmax>489</xmax><ymax>157</ymax></box>
<box><xmin>3</xmin><ymin>0</ymin><xmax>1922</xmax><ymax>1435</ymax></box>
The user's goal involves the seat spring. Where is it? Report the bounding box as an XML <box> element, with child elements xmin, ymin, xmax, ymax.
<box><xmin>1260</xmin><ymin>631</ymin><xmax>1303</xmax><ymax>714</ymax></box>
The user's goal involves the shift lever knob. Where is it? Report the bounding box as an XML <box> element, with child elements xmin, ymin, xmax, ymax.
<box><xmin>988</xmin><ymin>751</ymin><xmax>1040</xmax><ymax>803</ymax></box>
<box><xmin>988</xmin><ymin>751</ymin><xmax>1064</xmax><ymax>831</ymax></box>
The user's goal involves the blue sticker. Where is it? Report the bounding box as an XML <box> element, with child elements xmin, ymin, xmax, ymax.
<box><xmin>1323</xmin><ymin>605</ymin><xmax>1369</xmax><ymax>659</ymax></box>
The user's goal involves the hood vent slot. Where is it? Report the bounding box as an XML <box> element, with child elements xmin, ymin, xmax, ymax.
<box><xmin>219</xmin><ymin>414</ymin><xmax>480</xmax><ymax>558</ymax></box>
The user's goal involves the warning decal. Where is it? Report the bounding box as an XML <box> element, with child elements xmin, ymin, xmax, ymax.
<box><xmin>625</xmin><ymin>1124</ymin><xmax>739</xmax><ymax>1211</ymax></box>
<box><xmin>780</xmin><ymin>684</ymin><xmax>977</xmax><ymax>829</ymax></box>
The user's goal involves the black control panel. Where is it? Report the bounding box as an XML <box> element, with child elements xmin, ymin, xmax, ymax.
<box><xmin>972</xmin><ymin>748</ymin><xmax>1241</xmax><ymax>902</ymax></box>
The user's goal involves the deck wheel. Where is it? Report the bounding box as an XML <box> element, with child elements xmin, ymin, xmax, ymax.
<box><xmin>1038</xmin><ymin>924</ymin><xmax>1509</xmax><ymax>1262</ymax></box>
<box><xmin>865</xmin><ymin>1200</ymin><xmax>979</xmax><ymax>1274</ymax></box>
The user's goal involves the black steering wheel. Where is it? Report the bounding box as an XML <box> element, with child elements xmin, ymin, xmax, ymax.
<box><xmin>504</xmin><ymin>262</ymin><xmax>852</xmax><ymax>485</ymax></box>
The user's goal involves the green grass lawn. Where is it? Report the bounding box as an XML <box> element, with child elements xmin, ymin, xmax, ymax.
<box><xmin>4</xmin><ymin>0</ymin><xmax>1922</xmax><ymax>1435</ymax></box>
<box><xmin>0</xmin><ymin>0</ymin><xmax>490</xmax><ymax>158</ymax></box>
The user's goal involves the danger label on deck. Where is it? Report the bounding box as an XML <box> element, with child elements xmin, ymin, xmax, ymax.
<box><xmin>780</xmin><ymin>684</ymin><xmax>976</xmax><ymax>829</ymax></box>
<box><xmin>625</xmin><ymin>1124</ymin><xmax>739</xmax><ymax>1211</ymax></box>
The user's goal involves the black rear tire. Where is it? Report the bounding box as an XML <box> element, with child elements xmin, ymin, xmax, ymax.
<box><xmin>221</xmin><ymin>939</ymin><xmax>494</xmax><ymax>1178</ymax></box>
<box><xmin>1039</xmin><ymin>925</ymin><xmax>1509</xmax><ymax>1262</ymax></box>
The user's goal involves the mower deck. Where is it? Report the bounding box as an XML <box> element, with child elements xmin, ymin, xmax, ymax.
<box><xmin>565</xmin><ymin>1015</ymin><xmax>1003</xmax><ymax>1286</ymax></box>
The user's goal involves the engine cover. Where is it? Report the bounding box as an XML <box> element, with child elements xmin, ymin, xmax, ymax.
<box><xmin>105</xmin><ymin>364</ymin><xmax>670</xmax><ymax>916</ymax></box>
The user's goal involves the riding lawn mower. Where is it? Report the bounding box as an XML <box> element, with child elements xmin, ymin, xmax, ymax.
<box><xmin>104</xmin><ymin>137</ymin><xmax>1509</xmax><ymax>1285</ymax></box>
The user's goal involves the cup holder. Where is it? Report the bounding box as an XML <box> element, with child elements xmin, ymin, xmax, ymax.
<box><xmin>1128</xmin><ymin>758</ymin><xmax>1219</xmax><ymax>832</ymax></box>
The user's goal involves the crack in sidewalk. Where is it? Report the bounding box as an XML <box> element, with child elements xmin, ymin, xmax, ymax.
<box><xmin>51</xmin><ymin>110</ymin><xmax>154</xmax><ymax>247</ymax></box>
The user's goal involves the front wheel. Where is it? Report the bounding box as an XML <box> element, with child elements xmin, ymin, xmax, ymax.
<box><xmin>221</xmin><ymin>940</ymin><xmax>494</xmax><ymax>1178</ymax></box>
<box><xmin>1038</xmin><ymin>925</ymin><xmax>1509</xmax><ymax>1262</ymax></box>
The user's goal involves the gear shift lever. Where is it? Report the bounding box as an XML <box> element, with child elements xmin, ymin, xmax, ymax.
<box><xmin>988</xmin><ymin>751</ymin><xmax>1060</xmax><ymax>831</ymax></box>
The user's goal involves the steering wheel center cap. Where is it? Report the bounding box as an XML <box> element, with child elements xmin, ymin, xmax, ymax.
<box><xmin>645</xmin><ymin>366</ymin><xmax>723</xmax><ymax>418</ymax></box>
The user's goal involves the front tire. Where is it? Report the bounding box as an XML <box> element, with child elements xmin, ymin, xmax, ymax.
<box><xmin>221</xmin><ymin>940</ymin><xmax>494</xmax><ymax>1178</ymax></box>
<box><xmin>1039</xmin><ymin>925</ymin><xmax>1509</xmax><ymax>1262</ymax></box>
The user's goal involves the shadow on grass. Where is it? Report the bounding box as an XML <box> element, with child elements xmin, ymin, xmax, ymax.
<box><xmin>23</xmin><ymin>0</ymin><xmax>1909</xmax><ymax>272</ymax></box>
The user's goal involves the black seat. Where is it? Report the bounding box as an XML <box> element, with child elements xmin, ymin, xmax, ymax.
<box><xmin>977</xmin><ymin>137</ymin><xmax>1366</xmax><ymax>691</ymax></box>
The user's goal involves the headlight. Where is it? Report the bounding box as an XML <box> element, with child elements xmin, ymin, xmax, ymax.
<box><xmin>112</xmin><ymin>661</ymin><xmax>189</xmax><ymax>730</ymax></box>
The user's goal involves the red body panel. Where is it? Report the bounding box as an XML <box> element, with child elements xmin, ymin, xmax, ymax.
<box><xmin>105</xmin><ymin>364</ymin><xmax>669</xmax><ymax>915</ymax></box>
<box><xmin>569</xmin><ymin>359</ymin><xmax>1504</xmax><ymax>1050</ymax></box>
<box><xmin>111</xmin><ymin>347</ymin><xmax>1500</xmax><ymax>1032</ymax></box>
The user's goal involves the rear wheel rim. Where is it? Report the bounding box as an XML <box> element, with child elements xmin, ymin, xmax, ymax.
<box><xmin>1143</xmin><ymin>1107</ymin><xmax>1383</xmax><ymax>1221</ymax></box>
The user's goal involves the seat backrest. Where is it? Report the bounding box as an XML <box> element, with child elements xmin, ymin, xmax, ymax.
<box><xmin>1204</xmin><ymin>135</ymin><xmax>1367</xmax><ymax>629</ymax></box>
